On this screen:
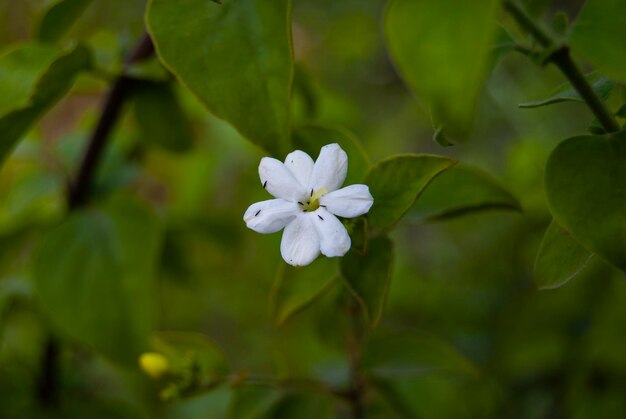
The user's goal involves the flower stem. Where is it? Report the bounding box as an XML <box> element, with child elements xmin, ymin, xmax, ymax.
<box><xmin>67</xmin><ymin>33</ymin><xmax>154</xmax><ymax>207</ymax></box>
<box><xmin>346</xmin><ymin>299</ymin><xmax>365</xmax><ymax>419</ymax></box>
<box><xmin>37</xmin><ymin>337</ymin><xmax>60</xmax><ymax>407</ymax></box>
<box><xmin>37</xmin><ymin>32</ymin><xmax>155</xmax><ymax>408</ymax></box>
<box><xmin>503</xmin><ymin>0</ymin><xmax>621</xmax><ymax>133</ymax></box>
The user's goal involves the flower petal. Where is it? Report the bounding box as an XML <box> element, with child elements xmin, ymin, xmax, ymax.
<box><xmin>310</xmin><ymin>143</ymin><xmax>347</xmax><ymax>192</ymax></box>
<box><xmin>243</xmin><ymin>199</ymin><xmax>299</xmax><ymax>233</ymax></box>
<box><xmin>312</xmin><ymin>208</ymin><xmax>351</xmax><ymax>257</ymax></box>
<box><xmin>280</xmin><ymin>213</ymin><xmax>320</xmax><ymax>266</ymax></box>
<box><xmin>284</xmin><ymin>150</ymin><xmax>314</xmax><ymax>188</ymax></box>
<box><xmin>319</xmin><ymin>184</ymin><xmax>374</xmax><ymax>218</ymax></box>
<box><xmin>259</xmin><ymin>157</ymin><xmax>308</xmax><ymax>201</ymax></box>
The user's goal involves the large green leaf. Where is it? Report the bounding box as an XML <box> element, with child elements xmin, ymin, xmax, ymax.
<box><xmin>411</xmin><ymin>164</ymin><xmax>521</xmax><ymax>222</ymax></box>
<box><xmin>229</xmin><ymin>386</ymin><xmax>284</xmax><ymax>419</ymax></box>
<box><xmin>229</xmin><ymin>386</ymin><xmax>335</xmax><ymax>419</ymax></box>
<box><xmin>363</xmin><ymin>334</ymin><xmax>483</xmax><ymax>419</ymax></box>
<box><xmin>362</xmin><ymin>333</ymin><xmax>479</xmax><ymax>379</ymax></box>
<box><xmin>570</xmin><ymin>0</ymin><xmax>626</xmax><ymax>83</ymax></box>
<box><xmin>0</xmin><ymin>44</ymin><xmax>91</xmax><ymax>165</ymax></box>
<box><xmin>270</xmin><ymin>257</ymin><xmax>337</xmax><ymax>326</ymax></box>
<box><xmin>34</xmin><ymin>195</ymin><xmax>163</xmax><ymax>364</ymax></box>
<box><xmin>37</xmin><ymin>0</ymin><xmax>94</xmax><ymax>43</ymax></box>
<box><xmin>341</xmin><ymin>236</ymin><xmax>394</xmax><ymax>327</ymax></box>
<box><xmin>366</xmin><ymin>154</ymin><xmax>456</xmax><ymax>230</ymax></box>
<box><xmin>545</xmin><ymin>132</ymin><xmax>626</xmax><ymax>271</ymax></box>
<box><xmin>133</xmin><ymin>81</ymin><xmax>193</xmax><ymax>153</ymax></box>
<box><xmin>491</xmin><ymin>26</ymin><xmax>517</xmax><ymax>66</ymax></box>
<box><xmin>147</xmin><ymin>0</ymin><xmax>293</xmax><ymax>157</ymax></box>
<box><xmin>292</xmin><ymin>125</ymin><xmax>370</xmax><ymax>185</ymax></box>
<box><xmin>534</xmin><ymin>220</ymin><xmax>593</xmax><ymax>290</ymax></box>
<box><xmin>372</xmin><ymin>374</ymin><xmax>488</xmax><ymax>419</ymax></box>
<box><xmin>262</xmin><ymin>391</ymin><xmax>335</xmax><ymax>419</ymax></box>
<box><xmin>385</xmin><ymin>0</ymin><xmax>499</xmax><ymax>134</ymax></box>
<box><xmin>0</xmin><ymin>44</ymin><xmax>59</xmax><ymax>115</ymax></box>
<box><xmin>518</xmin><ymin>75</ymin><xmax>614</xmax><ymax>109</ymax></box>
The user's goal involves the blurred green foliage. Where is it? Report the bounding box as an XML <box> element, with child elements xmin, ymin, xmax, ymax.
<box><xmin>0</xmin><ymin>0</ymin><xmax>625</xmax><ymax>418</ymax></box>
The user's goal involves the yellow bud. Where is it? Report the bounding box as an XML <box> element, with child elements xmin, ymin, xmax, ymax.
<box><xmin>139</xmin><ymin>352</ymin><xmax>170</xmax><ymax>379</ymax></box>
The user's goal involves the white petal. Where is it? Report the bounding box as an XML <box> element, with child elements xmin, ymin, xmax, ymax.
<box><xmin>312</xmin><ymin>208</ymin><xmax>351</xmax><ymax>257</ymax></box>
<box><xmin>259</xmin><ymin>157</ymin><xmax>307</xmax><ymax>201</ymax></box>
<box><xmin>284</xmin><ymin>150</ymin><xmax>314</xmax><ymax>188</ymax></box>
<box><xmin>280</xmin><ymin>213</ymin><xmax>320</xmax><ymax>266</ymax></box>
<box><xmin>319</xmin><ymin>184</ymin><xmax>374</xmax><ymax>218</ymax></box>
<box><xmin>310</xmin><ymin>143</ymin><xmax>347</xmax><ymax>192</ymax></box>
<box><xmin>243</xmin><ymin>199</ymin><xmax>299</xmax><ymax>233</ymax></box>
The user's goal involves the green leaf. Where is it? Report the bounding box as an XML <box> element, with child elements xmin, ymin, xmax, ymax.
<box><xmin>588</xmin><ymin>117</ymin><xmax>607</xmax><ymax>135</ymax></box>
<box><xmin>363</xmin><ymin>334</ymin><xmax>483</xmax><ymax>419</ymax></box>
<box><xmin>366</xmin><ymin>154</ymin><xmax>456</xmax><ymax>230</ymax></box>
<box><xmin>264</xmin><ymin>391</ymin><xmax>335</xmax><ymax>419</ymax></box>
<box><xmin>0</xmin><ymin>44</ymin><xmax>91</xmax><ymax>166</ymax></box>
<box><xmin>411</xmin><ymin>164</ymin><xmax>521</xmax><ymax>222</ymax></box>
<box><xmin>615</xmin><ymin>104</ymin><xmax>626</xmax><ymax>119</ymax></box>
<box><xmin>570</xmin><ymin>0</ymin><xmax>626</xmax><ymax>83</ymax></box>
<box><xmin>0</xmin><ymin>44</ymin><xmax>59</xmax><ymax>115</ymax></box>
<box><xmin>34</xmin><ymin>195</ymin><xmax>163</xmax><ymax>364</ymax></box>
<box><xmin>149</xmin><ymin>331</ymin><xmax>229</xmax><ymax>400</ymax></box>
<box><xmin>292</xmin><ymin>65</ymin><xmax>318</xmax><ymax>119</ymax></box>
<box><xmin>37</xmin><ymin>0</ymin><xmax>94</xmax><ymax>43</ymax></box>
<box><xmin>270</xmin><ymin>257</ymin><xmax>337</xmax><ymax>326</ymax></box>
<box><xmin>341</xmin><ymin>236</ymin><xmax>394</xmax><ymax>328</ymax></box>
<box><xmin>534</xmin><ymin>220</ymin><xmax>593</xmax><ymax>290</ymax></box>
<box><xmin>229</xmin><ymin>386</ymin><xmax>284</xmax><ymax>419</ymax></box>
<box><xmin>362</xmin><ymin>333</ymin><xmax>479</xmax><ymax>379</ymax></box>
<box><xmin>545</xmin><ymin>131</ymin><xmax>626</xmax><ymax>271</ymax></box>
<box><xmin>432</xmin><ymin>126</ymin><xmax>455</xmax><ymax>147</ymax></box>
<box><xmin>552</xmin><ymin>11</ymin><xmax>569</xmax><ymax>35</ymax></box>
<box><xmin>229</xmin><ymin>386</ymin><xmax>335</xmax><ymax>419</ymax></box>
<box><xmin>0</xmin><ymin>277</ymin><xmax>32</xmax><ymax>321</ymax></box>
<box><xmin>370</xmin><ymin>373</ymin><xmax>487</xmax><ymax>419</ymax></box>
<box><xmin>151</xmin><ymin>331</ymin><xmax>229</xmax><ymax>377</ymax></box>
<box><xmin>343</xmin><ymin>216</ymin><xmax>368</xmax><ymax>254</ymax></box>
<box><xmin>125</xmin><ymin>57</ymin><xmax>170</xmax><ymax>82</ymax></box>
<box><xmin>519</xmin><ymin>75</ymin><xmax>614</xmax><ymax>108</ymax></box>
<box><xmin>385</xmin><ymin>0</ymin><xmax>499</xmax><ymax>135</ymax></box>
<box><xmin>491</xmin><ymin>26</ymin><xmax>518</xmax><ymax>69</ymax></box>
<box><xmin>147</xmin><ymin>0</ymin><xmax>293</xmax><ymax>157</ymax></box>
<box><xmin>133</xmin><ymin>81</ymin><xmax>193</xmax><ymax>153</ymax></box>
<box><xmin>292</xmin><ymin>125</ymin><xmax>370</xmax><ymax>184</ymax></box>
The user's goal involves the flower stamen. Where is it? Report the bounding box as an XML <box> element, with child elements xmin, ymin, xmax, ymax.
<box><xmin>301</xmin><ymin>188</ymin><xmax>328</xmax><ymax>212</ymax></box>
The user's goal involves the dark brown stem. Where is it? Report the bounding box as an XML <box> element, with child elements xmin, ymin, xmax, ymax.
<box><xmin>503</xmin><ymin>0</ymin><xmax>620</xmax><ymax>133</ymax></box>
<box><xmin>67</xmin><ymin>33</ymin><xmax>154</xmax><ymax>208</ymax></box>
<box><xmin>37</xmin><ymin>33</ymin><xmax>155</xmax><ymax>409</ymax></box>
<box><xmin>346</xmin><ymin>300</ymin><xmax>365</xmax><ymax>419</ymax></box>
<box><xmin>549</xmin><ymin>46</ymin><xmax>620</xmax><ymax>133</ymax></box>
<box><xmin>37</xmin><ymin>337</ymin><xmax>60</xmax><ymax>407</ymax></box>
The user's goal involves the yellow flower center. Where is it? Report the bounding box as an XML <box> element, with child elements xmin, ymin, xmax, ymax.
<box><xmin>300</xmin><ymin>188</ymin><xmax>327</xmax><ymax>212</ymax></box>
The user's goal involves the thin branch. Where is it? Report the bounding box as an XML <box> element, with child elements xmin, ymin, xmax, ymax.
<box><xmin>67</xmin><ymin>33</ymin><xmax>154</xmax><ymax>208</ymax></box>
<box><xmin>503</xmin><ymin>0</ymin><xmax>552</xmax><ymax>48</ymax></box>
<box><xmin>37</xmin><ymin>33</ymin><xmax>155</xmax><ymax>409</ymax></box>
<box><xmin>550</xmin><ymin>47</ymin><xmax>620</xmax><ymax>133</ymax></box>
<box><xmin>346</xmin><ymin>300</ymin><xmax>365</xmax><ymax>419</ymax></box>
<box><xmin>503</xmin><ymin>0</ymin><xmax>620</xmax><ymax>133</ymax></box>
<box><xmin>37</xmin><ymin>337</ymin><xmax>60</xmax><ymax>407</ymax></box>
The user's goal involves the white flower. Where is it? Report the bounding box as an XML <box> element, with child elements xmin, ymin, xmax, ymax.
<box><xmin>243</xmin><ymin>143</ymin><xmax>374</xmax><ymax>267</ymax></box>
